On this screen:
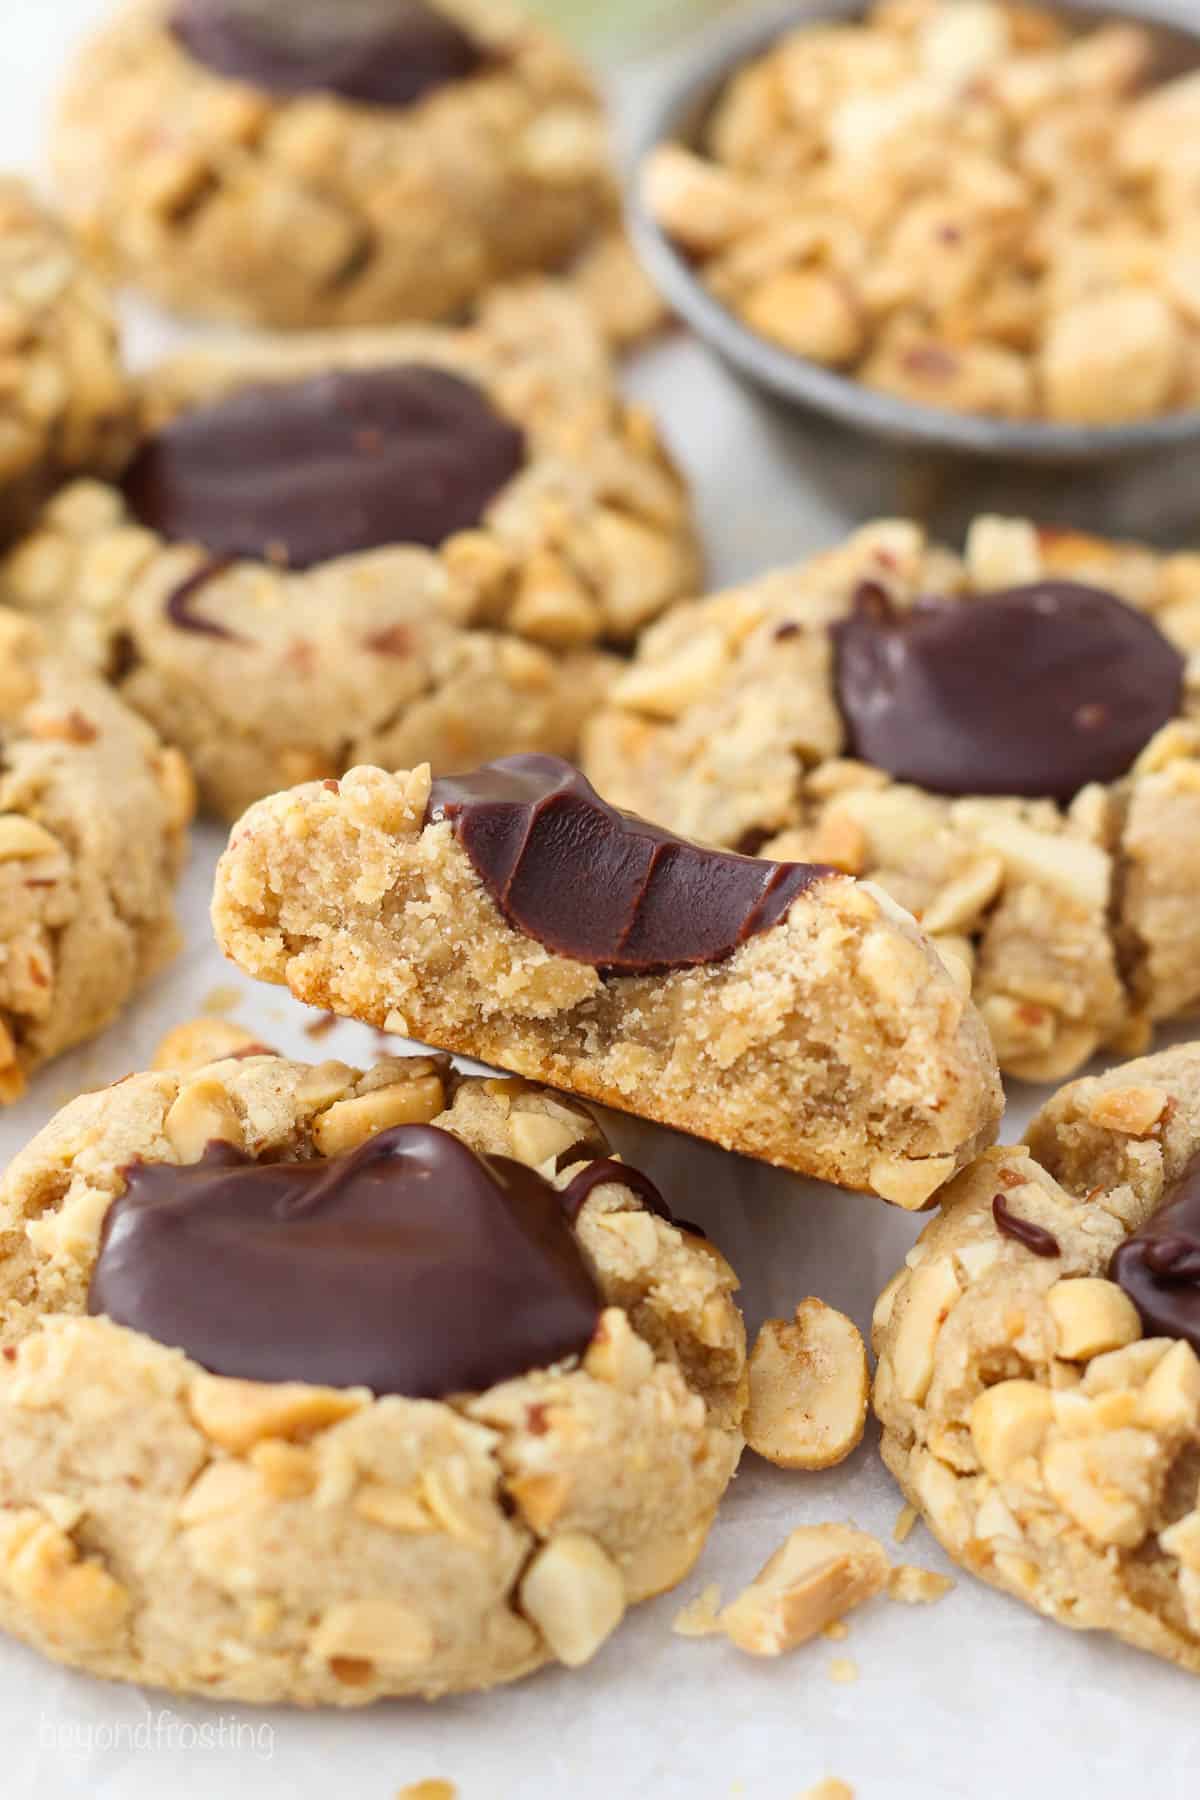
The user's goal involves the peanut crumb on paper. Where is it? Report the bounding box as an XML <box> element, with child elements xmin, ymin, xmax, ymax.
<box><xmin>672</xmin><ymin>1582</ymin><xmax>723</xmax><ymax>1638</ymax></box>
<box><xmin>888</xmin><ymin>1565</ymin><xmax>955</xmax><ymax>1606</ymax></box>
<box><xmin>397</xmin><ymin>1783</ymin><xmax>457</xmax><ymax>1800</ymax></box>
<box><xmin>799</xmin><ymin>1782</ymin><xmax>855</xmax><ymax>1800</ymax></box>
<box><xmin>827</xmin><ymin>1657</ymin><xmax>859</xmax><ymax>1684</ymax></box>
<box><xmin>719</xmin><ymin>1524</ymin><xmax>889</xmax><ymax>1656</ymax></box>
<box><xmin>822</xmin><ymin>1619</ymin><xmax>849</xmax><ymax>1641</ymax></box>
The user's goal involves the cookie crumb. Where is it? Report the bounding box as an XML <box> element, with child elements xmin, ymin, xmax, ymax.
<box><xmin>827</xmin><ymin>1657</ymin><xmax>859</xmax><ymax>1684</ymax></box>
<box><xmin>799</xmin><ymin>1782</ymin><xmax>855</xmax><ymax>1800</ymax></box>
<box><xmin>821</xmin><ymin>1619</ymin><xmax>849</xmax><ymax>1641</ymax></box>
<box><xmin>888</xmin><ymin>1565</ymin><xmax>955</xmax><ymax>1606</ymax></box>
<box><xmin>672</xmin><ymin>1583</ymin><xmax>723</xmax><ymax>1638</ymax></box>
<box><xmin>892</xmin><ymin>1503</ymin><xmax>918</xmax><ymax>1544</ymax></box>
<box><xmin>719</xmin><ymin>1524</ymin><xmax>889</xmax><ymax>1656</ymax></box>
<box><xmin>397</xmin><ymin>1784</ymin><xmax>456</xmax><ymax>1800</ymax></box>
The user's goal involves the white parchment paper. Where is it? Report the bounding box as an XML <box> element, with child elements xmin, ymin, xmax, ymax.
<box><xmin>5</xmin><ymin>3</ymin><xmax>1200</xmax><ymax>1794</ymax></box>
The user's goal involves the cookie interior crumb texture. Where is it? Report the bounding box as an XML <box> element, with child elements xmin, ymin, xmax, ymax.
<box><xmin>584</xmin><ymin>513</ymin><xmax>1200</xmax><ymax>1083</ymax></box>
<box><xmin>0</xmin><ymin>1052</ymin><xmax>746</xmax><ymax>1703</ymax></box>
<box><xmin>874</xmin><ymin>1040</ymin><xmax>1200</xmax><ymax>1674</ymax></box>
<box><xmin>212</xmin><ymin>758</ymin><xmax>1003</xmax><ymax>1202</ymax></box>
<box><xmin>644</xmin><ymin>0</ymin><xmax>1200</xmax><ymax>427</ymax></box>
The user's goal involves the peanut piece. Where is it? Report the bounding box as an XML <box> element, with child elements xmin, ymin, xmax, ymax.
<box><xmin>869</xmin><ymin>1154</ymin><xmax>959</xmax><ymax>1212</ymax></box>
<box><xmin>1046</xmin><ymin>1279</ymin><xmax>1142</xmax><ymax>1361</ymax></box>
<box><xmin>520</xmin><ymin>1534</ymin><xmax>626</xmax><ymax>1668</ymax></box>
<box><xmin>969</xmin><ymin>1380</ymin><xmax>1054</xmax><ymax>1480</ymax></box>
<box><xmin>887</xmin><ymin>1565</ymin><xmax>954</xmax><ymax>1605</ymax></box>
<box><xmin>153</xmin><ymin>1018</ymin><xmax>270</xmax><ymax>1073</ymax></box>
<box><xmin>890</xmin><ymin>1258</ymin><xmax>962</xmax><ymax>1403</ymax></box>
<box><xmin>1</xmin><ymin>1513</ymin><xmax>129</xmax><ymax>1647</ymax></box>
<box><xmin>188</xmin><ymin>1375</ymin><xmax>366</xmax><ymax>1452</ymax></box>
<box><xmin>310</xmin><ymin>1600</ymin><xmax>434</xmax><ymax>1671</ymax></box>
<box><xmin>163</xmin><ymin>1078</ymin><xmax>242</xmax><ymax>1162</ymax></box>
<box><xmin>719</xmin><ymin>1524</ymin><xmax>890</xmax><ymax>1656</ymax></box>
<box><xmin>313</xmin><ymin>1075</ymin><xmax>444</xmax><ymax>1154</ymax></box>
<box><xmin>0</xmin><ymin>815</ymin><xmax>61</xmax><ymax>861</ymax></box>
<box><xmin>582</xmin><ymin>1308</ymin><xmax>656</xmax><ymax>1391</ymax></box>
<box><xmin>1085</xmin><ymin>1086</ymin><xmax>1168</xmax><ymax>1138</ymax></box>
<box><xmin>744</xmin><ymin>1299</ymin><xmax>869</xmax><ymax>1471</ymax></box>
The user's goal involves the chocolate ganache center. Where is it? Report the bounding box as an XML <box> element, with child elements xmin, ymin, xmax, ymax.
<box><xmin>834</xmin><ymin>580</ymin><xmax>1184</xmax><ymax>802</ymax></box>
<box><xmin>1111</xmin><ymin>1153</ymin><xmax>1200</xmax><ymax>1357</ymax></box>
<box><xmin>426</xmin><ymin>755</ymin><xmax>832</xmax><ymax>973</ymax></box>
<box><xmin>88</xmin><ymin>1125</ymin><xmax>604</xmax><ymax>1397</ymax></box>
<box><xmin>170</xmin><ymin>0</ymin><xmax>486</xmax><ymax>107</ymax></box>
<box><xmin>121</xmin><ymin>366</ymin><xmax>525</xmax><ymax>571</ymax></box>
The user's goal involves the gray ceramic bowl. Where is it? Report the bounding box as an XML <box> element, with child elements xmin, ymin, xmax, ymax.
<box><xmin>630</xmin><ymin>0</ymin><xmax>1200</xmax><ymax>463</ymax></box>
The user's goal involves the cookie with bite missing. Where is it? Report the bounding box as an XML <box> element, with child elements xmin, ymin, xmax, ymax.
<box><xmin>212</xmin><ymin>753</ymin><xmax>1003</xmax><ymax>1207</ymax></box>
<box><xmin>584</xmin><ymin>515</ymin><xmax>1200</xmax><ymax>1083</ymax></box>
<box><xmin>874</xmin><ymin>1041</ymin><xmax>1200</xmax><ymax>1675</ymax></box>
<box><xmin>0</xmin><ymin>282</ymin><xmax>698</xmax><ymax>819</ymax></box>
<box><xmin>52</xmin><ymin>0</ymin><xmax>621</xmax><ymax>333</ymax></box>
<box><xmin>0</xmin><ymin>1048</ymin><xmax>745</xmax><ymax>1703</ymax></box>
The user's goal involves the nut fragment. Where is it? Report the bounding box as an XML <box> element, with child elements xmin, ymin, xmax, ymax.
<box><xmin>890</xmin><ymin>1259</ymin><xmax>962</xmax><ymax>1403</ymax></box>
<box><xmin>1085</xmin><ymin>1085</ymin><xmax>1168</xmax><ymax>1137</ymax></box>
<box><xmin>519</xmin><ymin>1533</ymin><xmax>627</xmax><ymax>1668</ymax></box>
<box><xmin>744</xmin><ymin>1298</ymin><xmax>869</xmax><ymax>1470</ymax></box>
<box><xmin>719</xmin><ymin>1524</ymin><xmax>890</xmax><ymax>1657</ymax></box>
<box><xmin>672</xmin><ymin>1583</ymin><xmax>723</xmax><ymax>1638</ymax></box>
<box><xmin>0</xmin><ymin>1513</ymin><xmax>129</xmax><ymax>1647</ymax></box>
<box><xmin>312</xmin><ymin>1075</ymin><xmax>445</xmax><ymax>1154</ymax></box>
<box><xmin>1046</xmin><ymin>1278</ymin><xmax>1142</xmax><ymax>1361</ymax></box>
<box><xmin>0</xmin><ymin>815</ymin><xmax>61</xmax><ymax>861</ymax></box>
<box><xmin>887</xmin><ymin>1565</ymin><xmax>955</xmax><ymax>1605</ymax></box>
<box><xmin>188</xmin><ymin>1375</ymin><xmax>366</xmax><ymax>1452</ymax></box>
<box><xmin>969</xmin><ymin>1380</ymin><xmax>1054</xmax><ymax>1480</ymax></box>
<box><xmin>163</xmin><ymin>1078</ymin><xmax>242</xmax><ymax>1162</ymax></box>
<box><xmin>153</xmin><ymin>1018</ymin><xmax>270</xmax><ymax>1072</ymax></box>
<box><xmin>309</xmin><ymin>1599</ymin><xmax>434</xmax><ymax>1671</ymax></box>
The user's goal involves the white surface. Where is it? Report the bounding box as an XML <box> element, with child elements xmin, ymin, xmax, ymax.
<box><xmin>4</xmin><ymin>5</ymin><xmax>1200</xmax><ymax>1797</ymax></box>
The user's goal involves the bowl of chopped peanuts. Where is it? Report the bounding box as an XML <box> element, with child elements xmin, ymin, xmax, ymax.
<box><xmin>632</xmin><ymin>0</ymin><xmax>1200</xmax><ymax>460</ymax></box>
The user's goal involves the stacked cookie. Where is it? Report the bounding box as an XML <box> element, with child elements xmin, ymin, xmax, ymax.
<box><xmin>2</xmin><ymin>0</ymin><xmax>1200</xmax><ymax>1719</ymax></box>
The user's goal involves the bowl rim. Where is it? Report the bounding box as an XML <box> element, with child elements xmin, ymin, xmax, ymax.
<box><xmin>628</xmin><ymin>0</ymin><xmax>1200</xmax><ymax>463</ymax></box>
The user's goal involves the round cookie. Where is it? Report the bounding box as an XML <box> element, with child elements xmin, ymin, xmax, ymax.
<box><xmin>0</xmin><ymin>608</ymin><xmax>191</xmax><ymax>1102</ymax></box>
<box><xmin>52</xmin><ymin>0</ymin><xmax>618</xmax><ymax>331</ymax></box>
<box><xmin>1</xmin><ymin>282</ymin><xmax>699</xmax><ymax>819</ymax></box>
<box><xmin>584</xmin><ymin>515</ymin><xmax>1200</xmax><ymax>1083</ymax></box>
<box><xmin>0</xmin><ymin>179</ymin><xmax>130</xmax><ymax>543</ymax></box>
<box><xmin>873</xmin><ymin>1042</ymin><xmax>1200</xmax><ymax>1674</ymax></box>
<box><xmin>0</xmin><ymin>1049</ymin><xmax>745</xmax><ymax>1703</ymax></box>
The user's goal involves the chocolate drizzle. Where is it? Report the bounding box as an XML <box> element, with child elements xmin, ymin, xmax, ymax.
<box><xmin>834</xmin><ymin>580</ymin><xmax>1184</xmax><ymax>802</ymax></box>
<box><xmin>560</xmin><ymin>1157</ymin><xmax>670</xmax><ymax>1224</ymax></box>
<box><xmin>122</xmin><ymin>366</ymin><xmax>525</xmax><ymax>571</ymax></box>
<box><xmin>426</xmin><ymin>756</ymin><xmax>831</xmax><ymax>974</ymax></box>
<box><xmin>1111</xmin><ymin>1153</ymin><xmax>1200</xmax><ymax>1355</ymax></box>
<box><xmin>170</xmin><ymin>0</ymin><xmax>486</xmax><ymax>107</ymax></box>
<box><xmin>88</xmin><ymin>1126</ymin><xmax>604</xmax><ymax>1398</ymax></box>
<box><xmin>165</xmin><ymin>558</ymin><xmax>243</xmax><ymax>640</ymax></box>
<box><xmin>993</xmin><ymin>1192</ymin><xmax>1060</xmax><ymax>1259</ymax></box>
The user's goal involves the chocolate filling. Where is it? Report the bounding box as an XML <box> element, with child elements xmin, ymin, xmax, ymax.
<box><xmin>88</xmin><ymin>1126</ymin><xmax>604</xmax><ymax>1397</ymax></box>
<box><xmin>1111</xmin><ymin>1152</ymin><xmax>1200</xmax><ymax>1356</ymax></box>
<box><xmin>169</xmin><ymin>0</ymin><xmax>486</xmax><ymax>107</ymax></box>
<box><xmin>122</xmin><ymin>366</ymin><xmax>525</xmax><ymax>571</ymax></box>
<box><xmin>426</xmin><ymin>755</ymin><xmax>832</xmax><ymax>974</ymax></box>
<box><xmin>834</xmin><ymin>580</ymin><xmax>1184</xmax><ymax>802</ymax></box>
